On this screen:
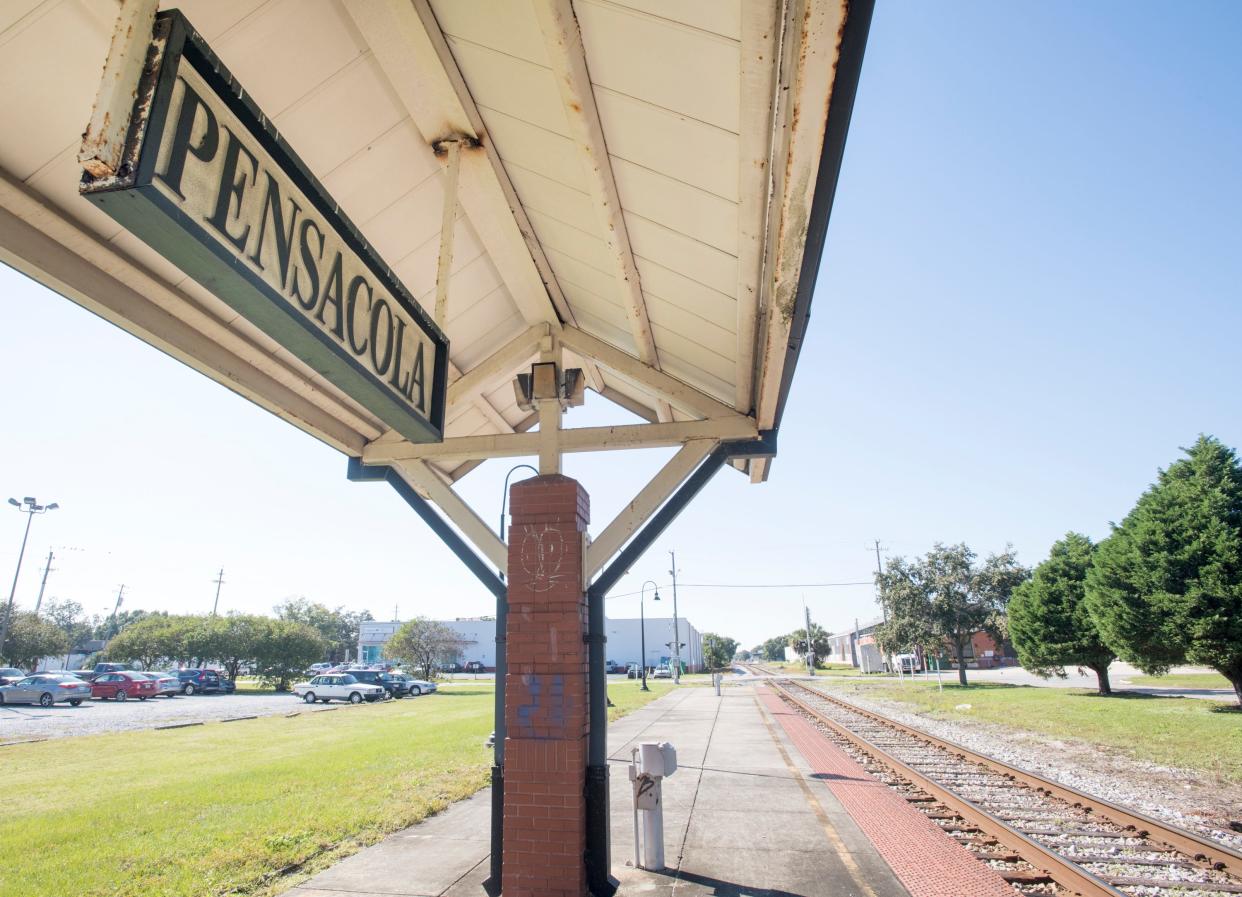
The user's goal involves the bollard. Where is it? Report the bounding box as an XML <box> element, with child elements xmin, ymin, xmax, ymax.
<box><xmin>628</xmin><ymin>741</ymin><xmax>678</xmax><ymax>870</ymax></box>
<box><xmin>713</xmin><ymin>672</ymin><xmax>722</xmax><ymax>696</ymax></box>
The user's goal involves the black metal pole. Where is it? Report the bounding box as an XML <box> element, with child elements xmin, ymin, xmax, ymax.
<box><xmin>489</xmin><ymin>582</ymin><xmax>506</xmax><ymax>891</ymax></box>
<box><xmin>584</xmin><ymin>581</ymin><xmax>614</xmax><ymax>896</ymax></box>
<box><xmin>640</xmin><ymin>591</ymin><xmax>648</xmax><ymax>692</ymax></box>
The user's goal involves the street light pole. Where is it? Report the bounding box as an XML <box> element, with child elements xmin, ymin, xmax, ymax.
<box><xmin>640</xmin><ymin>580</ymin><xmax>660</xmax><ymax>691</ymax></box>
<box><xmin>2</xmin><ymin>497</ymin><xmax>59</xmax><ymax>661</ymax></box>
<box><xmin>498</xmin><ymin>464</ymin><xmax>539</xmax><ymax>581</ymax></box>
<box><xmin>668</xmin><ymin>551</ymin><xmax>681</xmax><ymax>683</ymax></box>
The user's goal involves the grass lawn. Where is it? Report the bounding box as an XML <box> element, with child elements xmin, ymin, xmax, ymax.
<box><xmin>1124</xmin><ymin>672</ymin><xmax>1233</xmax><ymax>689</ymax></box>
<box><xmin>0</xmin><ymin>678</ymin><xmax>672</xmax><ymax>897</ymax></box>
<box><xmin>763</xmin><ymin>660</ymin><xmax>860</xmax><ymax>677</ymax></box>
<box><xmin>811</xmin><ymin>678</ymin><xmax>1242</xmax><ymax>784</ymax></box>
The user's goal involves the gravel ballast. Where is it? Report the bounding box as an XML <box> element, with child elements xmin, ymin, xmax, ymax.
<box><xmin>802</xmin><ymin>683</ymin><xmax>1242</xmax><ymax>853</ymax></box>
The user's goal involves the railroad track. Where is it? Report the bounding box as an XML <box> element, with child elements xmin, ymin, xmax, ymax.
<box><xmin>738</xmin><ymin>663</ymin><xmax>1242</xmax><ymax>897</ymax></box>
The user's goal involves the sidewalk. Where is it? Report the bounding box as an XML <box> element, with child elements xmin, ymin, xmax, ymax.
<box><xmin>286</xmin><ymin>684</ymin><xmax>919</xmax><ymax>896</ymax></box>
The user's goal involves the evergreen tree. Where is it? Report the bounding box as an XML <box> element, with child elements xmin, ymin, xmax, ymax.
<box><xmin>1086</xmin><ymin>436</ymin><xmax>1242</xmax><ymax>705</ymax></box>
<box><xmin>1008</xmin><ymin>533</ymin><xmax>1115</xmax><ymax>694</ymax></box>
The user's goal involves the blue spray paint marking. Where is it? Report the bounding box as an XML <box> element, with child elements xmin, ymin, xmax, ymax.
<box><xmin>515</xmin><ymin>674</ymin><xmax>566</xmax><ymax>738</ymax></box>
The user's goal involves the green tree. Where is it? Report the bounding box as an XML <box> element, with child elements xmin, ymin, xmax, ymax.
<box><xmin>1086</xmin><ymin>436</ymin><xmax>1242</xmax><ymax>705</ymax></box>
<box><xmin>878</xmin><ymin>543</ymin><xmax>1028</xmax><ymax>686</ymax></box>
<box><xmin>788</xmin><ymin>623</ymin><xmax>832</xmax><ymax>668</ymax></box>
<box><xmin>701</xmin><ymin>633</ymin><xmax>739</xmax><ymax>671</ymax></box>
<box><xmin>40</xmin><ymin>599</ymin><xmax>94</xmax><ymax>660</ymax></box>
<box><xmin>105</xmin><ymin>616</ymin><xmax>182</xmax><ymax>669</ymax></box>
<box><xmin>212</xmin><ymin>615</ymin><xmax>267</xmax><ymax>682</ymax></box>
<box><xmin>387</xmin><ymin>617</ymin><xmax>463</xmax><ymax>678</ymax></box>
<box><xmin>252</xmin><ymin>620</ymin><xmax>325</xmax><ymax>691</ymax></box>
<box><xmin>1009</xmin><ymin>533</ymin><xmax>1115</xmax><ymax>694</ymax></box>
<box><xmin>2</xmin><ymin>613</ymin><xmax>69</xmax><ymax>670</ymax></box>
<box><xmin>274</xmin><ymin>598</ymin><xmax>370</xmax><ymax>663</ymax></box>
<box><xmin>760</xmin><ymin>636</ymin><xmax>788</xmax><ymax>662</ymax></box>
<box><xmin>94</xmin><ymin>608</ymin><xmax>157</xmax><ymax>641</ymax></box>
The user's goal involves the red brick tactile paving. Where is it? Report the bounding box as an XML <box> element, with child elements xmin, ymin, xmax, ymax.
<box><xmin>759</xmin><ymin>688</ymin><xmax>1014</xmax><ymax>897</ymax></box>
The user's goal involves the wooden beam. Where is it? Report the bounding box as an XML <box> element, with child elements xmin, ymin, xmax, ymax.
<box><xmin>393</xmin><ymin>460</ymin><xmax>507</xmax><ymax>569</ymax></box>
<box><xmin>560</xmin><ymin>325</ymin><xmax>749</xmax><ymax>424</ymax></box>
<box><xmin>363</xmin><ymin>417</ymin><xmax>757</xmax><ymax>465</ymax></box>
<box><xmin>447</xmin><ymin>412</ymin><xmax>538</xmax><ymax>482</ymax></box>
<box><xmin>342</xmin><ymin>0</ymin><xmax>572</xmax><ymax>329</ymax></box>
<box><xmin>447</xmin><ymin>325</ymin><xmax>544</xmax><ymax>411</ymax></box>
<box><xmin>586</xmin><ymin>439</ymin><xmax>716</xmax><ymax>578</ymax></box>
<box><xmin>734</xmin><ymin>0</ymin><xmax>781</xmax><ymax>413</ymax></box>
<box><xmin>753</xmin><ymin>0</ymin><xmax>847</xmax><ymax>433</ymax></box>
<box><xmin>0</xmin><ymin>173</ymin><xmax>374</xmax><ymax>454</ymax></box>
<box><xmin>532</xmin><ymin>0</ymin><xmax>672</xmax><ymax>425</ymax></box>
<box><xmin>78</xmin><ymin>0</ymin><xmax>159</xmax><ymax>178</ymax></box>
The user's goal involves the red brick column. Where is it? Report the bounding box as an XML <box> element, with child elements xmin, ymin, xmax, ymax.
<box><xmin>502</xmin><ymin>475</ymin><xmax>590</xmax><ymax>897</ymax></box>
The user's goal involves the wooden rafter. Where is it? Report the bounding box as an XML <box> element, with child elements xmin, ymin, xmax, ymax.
<box><xmin>362</xmin><ymin>417</ymin><xmax>757</xmax><ymax>466</ymax></box>
<box><xmin>532</xmin><ymin>0</ymin><xmax>673</xmax><ymax>423</ymax></box>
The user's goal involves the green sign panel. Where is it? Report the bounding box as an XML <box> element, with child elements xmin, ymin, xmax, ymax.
<box><xmin>81</xmin><ymin>11</ymin><xmax>447</xmax><ymax>444</ymax></box>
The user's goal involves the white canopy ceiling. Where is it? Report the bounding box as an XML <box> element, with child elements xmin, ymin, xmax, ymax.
<box><xmin>0</xmin><ymin>0</ymin><xmax>868</xmax><ymax>489</ymax></box>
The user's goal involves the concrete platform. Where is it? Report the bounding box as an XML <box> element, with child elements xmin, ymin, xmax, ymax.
<box><xmin>286</xmin><ymin>684</ymin><xmax>983</xmax><ymax>896</ymax></box>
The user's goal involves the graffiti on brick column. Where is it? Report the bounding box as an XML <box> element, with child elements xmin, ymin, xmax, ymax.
<box><xmin>518</xmin><ymin>524</ymin><xmax>571</xmax><ymax>593</ymax></box>
<box><xmin>515</xmin><ymin>673</ymin><xmax>567</xmax><ymax>737</ymax></box>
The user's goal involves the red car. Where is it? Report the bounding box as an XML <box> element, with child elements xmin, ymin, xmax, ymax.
<box><xmin>90</xmin><ymin>671</ymin><xmax>159</xmax><ymax>702</ymax></box>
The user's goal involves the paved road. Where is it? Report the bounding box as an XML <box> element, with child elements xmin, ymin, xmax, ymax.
<box><xmin>0</xmin><ymin>690</ymin><xmax>435</xmax><ymax>742</ymax></box>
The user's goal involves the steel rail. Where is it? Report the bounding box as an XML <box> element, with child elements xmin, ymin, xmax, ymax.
<box><xmin>778</xmin><ymin>678</ymin><xmax>1242</xmax><ymax>877</ymax></box>
<box><xmin>768</xmin><ymin>678</ymin><xmax>1127</xmax><ymax>897</ymax></box>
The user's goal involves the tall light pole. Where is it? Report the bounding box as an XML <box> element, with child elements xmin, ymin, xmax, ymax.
<box><xmin>667</xmin><ymin>551</ymin><xmax>681</xmax><ymax>683</ymax></box>
<box><xmin>640</xmin><ymin>580</ymin><xmax>660</xmax><ymax>691</ymax></box>
<box><xmin>2</xmin><ymin>497</ymin><xmax>59</xmax><ymax>661</ymax></box>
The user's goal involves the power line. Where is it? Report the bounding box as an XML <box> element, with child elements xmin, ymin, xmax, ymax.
<box><xmin>604</xmin><ymin>581</ymin><xmax>873</xmax><ymax>599</ymax></box>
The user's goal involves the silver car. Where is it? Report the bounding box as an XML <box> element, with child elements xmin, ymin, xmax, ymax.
<box><xmin>0</xmin><ymin>673</ymin><xmax>92</xmax><ymax>707</ymax></box>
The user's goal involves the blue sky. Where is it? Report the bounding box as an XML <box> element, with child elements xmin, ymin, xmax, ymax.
<box><xmin>2</xmin><ymin>2</ymin><xmax>1240</xmax><ymax>648</ymax></box>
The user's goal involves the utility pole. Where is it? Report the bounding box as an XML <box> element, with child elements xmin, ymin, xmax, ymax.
<box><xmin>872</xmin><ymin>540</ymin><xmax>887</xmax><ymax>623</ymax></box>
<box><xmin>872</xmin><ymin>539</ymin><xmax>895</xmax><ymax>673</ymax></box>
<box><xmin>803</xmin><ymin>601</ymin><xmax>815</xmax><ymax>676</ymax></box>
<box><xmin>668</xmin><ymin>551</ymin><xmax>681</xmax><ymax>683</ymax></box>
<box><xmin>34</xmin><ymin>550</ymin><xmax>54</xmax><ymax>615</ymax></box>
<box><xmin>106</xmin><ymin>584</ymin><xmax>125</xmax><ymax>638</ymax></box>
<box><xmin>211</xmin><ymin>568</ymin><xmax>225</xmax><ymax>616</ymax></box>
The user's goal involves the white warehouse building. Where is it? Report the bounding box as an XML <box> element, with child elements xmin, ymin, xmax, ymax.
<box><xmin>360</xmin><ymin>616</ymin><xmax>702</xmax><ymax>672</ymax></box>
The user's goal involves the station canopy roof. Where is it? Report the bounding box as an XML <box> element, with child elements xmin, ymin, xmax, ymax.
<box><xmin>0</xmin><ymin>0</ymin><xmax>868</xmax><ymax>485</ymax></box>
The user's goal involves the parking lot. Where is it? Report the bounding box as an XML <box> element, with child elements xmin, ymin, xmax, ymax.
<box><xmin>0</xmin><ymin>690</ymin><xmax>436</xmax><ymax>742</ymax></box>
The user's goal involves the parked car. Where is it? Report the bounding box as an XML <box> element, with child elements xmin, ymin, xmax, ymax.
<box><xmin>346</xmin><ymin>669</ymin><xmax>410</xmax><ymax>698</ymax></box>
<box><xmin>305</xmin><ymin>663</ymin><xmax>333</xmax><ymax>676</ymax></box>
<box><xmin>91</xmin><ymin>662</ymin><xmax>133</xmax><ymax>677</ymax></box>
<box><xmin>626</xmin><ymin>663</ymin><xmax>641</xmax><ymax>679</ymax></box>
<box><xmin>292</xmin><ymin>674</ymin><xmax>385</xmax><ymax>704</ymax></box>
<box><xmin>652</xmin><ymin>666</ymin><xmax>672</xmax><ymax>679</ymax></box>
<box><xmin>172</xmin><ymin>669</ymin><xmax>229</xmax><ymax>695</ymax></box>
<box><xmin>397</xmin><ymin>675</ymin><xmax>436</xmax><ymax>696</ymax></box>
<box><xmin>463</xmin><ymin>661</ymin><xmax>485</xmax><ymax>673</ymax></box>
<box><xmin>137</xmin><ymin>671</ymin><xmax>181</xmax><ymax>698</ymax></box>
<box><xmin>606</xmin><ymin>661</ymin><xmax>628</xmax><ymax>674</ymax></box>
<box><xmin>442</xmin><ymin>662</ymin><xmax>462</xmax><ymax>673</ymax></box>
<box><xmin>0</xmin><ymin>673</ymin><xmax>92</xmax><ymax>706</ymax></box>
<box><xmin>0</xmin><ymin>667</ymin><xmax>26</xmax><ymax>686</ymax></box>
<box><xmin>90</xmin><ymin>671</ymin><xmax>159</xmax><ymax>701</ymax></box>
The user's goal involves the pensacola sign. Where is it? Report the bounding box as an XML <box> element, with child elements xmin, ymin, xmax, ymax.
<box><xmin>80</xmin><ymin>11</ymin><xmax>447</xmax><ymax>444</ymax></box>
